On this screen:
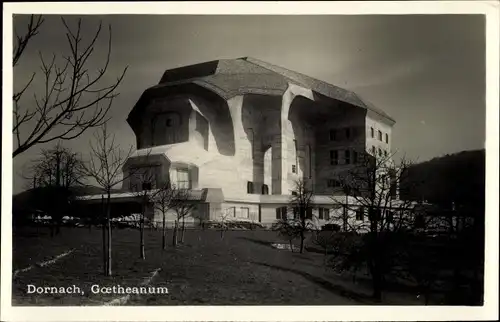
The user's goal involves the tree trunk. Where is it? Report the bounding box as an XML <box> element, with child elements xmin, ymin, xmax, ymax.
<box><xmin>324</xmin><ymin>246</ymin><xmax>328</xmax><ymax>266</ymax></box>
<box><xmin>181</xmin><ymin>217</ymin><xmax>186</xmax><ymax>243</ymax></box>
<box><xmin>101</xmin><ymin>195</ymin><xmax>107</xmax><ymax>276</ymax></box>
<box><xmin>369</xmin><ymin>258</ymin><xmax>382</xmax><ymax>301</ymax></box>
<box><xmin>162</xmin><ymin>212</ymin><xmax>167</xmax><ymax>250</ymax></box>
<box><xmin>172</xmin><ymin>220</ymin><xmax>178</xmax><ymax>247</ymax></box>
<box><xmin>140</xmin><ymin>208</ymin><xmax>145</xmax><ymax>260</ymax></box>
<box><xmin>289</xmin><ymin>239</ymin><xmax>294</xmax><ymax>253</ymax></box>
<box><xmin>106</xmin><ymin>193</ymin><xmax>112</xmax><ymax>276</ymax></box>
<box><xmin>300</xmin><ymin>231</ymin><xmax>305</xmax><ymax>254</ymax></box>
<box><xmin>220</xmin><ymin>224</ymin><xmax>225</xmax><ymax>240</ymax></box>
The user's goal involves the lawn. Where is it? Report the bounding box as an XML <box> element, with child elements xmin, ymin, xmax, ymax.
<box><xmin>11</xmin><ymin>226</ymin><xmax>426</xmax><ymax>306</ymax></box>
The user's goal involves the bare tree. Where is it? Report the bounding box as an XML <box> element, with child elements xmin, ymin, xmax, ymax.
<box><xmin>152</xmin><ymin>181</ymin><xmax>176</xmax><ymax>250</ymax></box>
<box><xmin>13</xmin><ymin>15</ymin><xmax>127</xmax><ymax>157</ymax></box>
<box><xmin>171</xmin><ymin>188</ymin><xmax>196</xmax><ymax>245</ymax></box>
<box><xmin>310</xmin><ymin>221</ymin><xmax>341</xmax><ymax>265</ymax></box>
<box><xmin>128</xmin><ymin>158</ymin><xmax>155</xmax><ymax>260</ymax></box>
<box><xmin>217</xmin><ymin>209</ymin><xmax>232</xmax><ymax>240</ymax></box>
<box><xmin>25</xmin><ymin>142</ymin><xmax>86</xmax><ymax>188</ymax></box>
<box><xmin>328</xmin><ymin>151</ymin><xmax>421</xmax><ymax>301</ymax></box>
<box><xmin>84</xmin><ymin>124</ymin><xmax>135</xmax><ymax>276</ymax></box>
<box><xmin>273</xmin><ymin>179</ymin><xmax>315</xmax><ymax>254</ymax></box>
<box><xmin>23</xmin><ymin>142</ymin><xmax>85</xmax><ymax>235</ymax></box>
<box><xmin>273</xmin><ymin>218</ymin><xmax>301</xmax><ymax>253</ymax></box>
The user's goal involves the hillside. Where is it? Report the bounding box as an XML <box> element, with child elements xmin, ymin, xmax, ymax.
<box><xmin>400</xmin><ymin>149</ymin><xmax>485</xmax><ymax>209</ymax></box>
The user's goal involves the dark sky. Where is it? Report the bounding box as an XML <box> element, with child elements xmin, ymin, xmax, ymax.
<box><xmin>12</xmin><ymin>14</ymin><xmax>486</xmax><ymax>193</ymax></box>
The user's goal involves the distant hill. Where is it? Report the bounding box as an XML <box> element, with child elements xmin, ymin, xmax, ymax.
<box><xmin>400</xmin><ymin>149</ymin><xmax>485</xmax><ymax>209</ymax></box>
<box><xmin>12</xmin><ymin>185</ymin><xmax>123</xmax><ymax>214</ymax></box>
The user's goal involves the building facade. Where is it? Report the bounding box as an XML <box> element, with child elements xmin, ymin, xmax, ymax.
<box><xmin>102</xmin><ymin>57</ymin><xmax>397</xmax><ymax>227</ymax></box>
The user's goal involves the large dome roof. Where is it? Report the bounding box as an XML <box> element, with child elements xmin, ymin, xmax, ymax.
<box><xmin>128</xmin><ymin>57</ymin><xmax>395</xmax><ymax>125</ymax></box>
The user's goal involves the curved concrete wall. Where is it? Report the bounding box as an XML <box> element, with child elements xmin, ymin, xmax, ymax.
<box><xmin>125</xmin><ymin>86</ymin><xmax>394</xmax><ymax>202</ymax></box>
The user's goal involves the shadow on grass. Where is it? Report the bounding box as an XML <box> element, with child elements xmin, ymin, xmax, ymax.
<box><xmin>250</xmin><ymin>261</ymin><xmax>374</xmax><ymax>304</ymax></box>
<box><xmin>236</xmin><ymin>236</ymin><xmax>275</xmax><ymax>248</ymax></box>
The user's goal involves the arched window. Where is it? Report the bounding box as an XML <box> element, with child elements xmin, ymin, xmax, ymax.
<box><xmin>247</xmin><ymin>181</ymin><xmax>254</xmax><ymax>194</ymax></box>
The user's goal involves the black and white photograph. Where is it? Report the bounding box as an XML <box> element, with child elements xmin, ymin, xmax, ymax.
<box><xmin>2</xmin><ymin>1</ymin><xmax>499</xmax><ymax>321</ymax></box>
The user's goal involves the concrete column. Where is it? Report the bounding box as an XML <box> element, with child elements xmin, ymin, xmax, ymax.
<box><xmin>271</xmin><ymin>134</ymin><xmax>283</xmax><ymax>194</ymax></box>
<box><xmin>277</xmin><ymin>90</ymin><xmax>295</xmax><ymax>194</ymax></box>
<box><xmin>227</xmin><ymin>96</ymin><xmax>248</xmax><ymax>159</ymax></box>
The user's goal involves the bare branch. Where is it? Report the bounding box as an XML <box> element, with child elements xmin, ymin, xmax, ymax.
<box><xmin>13</xmin><ymin>16</ymin><xmax>128</xmax><ymax>158</ymax></box>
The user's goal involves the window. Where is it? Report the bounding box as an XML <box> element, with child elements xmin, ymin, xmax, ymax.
<box><xmin>369</xmin><ymin>208</ymin><xmax>382</xmax><ymax>221</ymax></box>
<box><xmin>240</xmin><ymin>207</ymin><xmax>250</xmax><ymax>219</ymax></box>
<box><xmin>345</xmin><ymin>128</ymin><xmax>351</xmax><ymax>139</ymax></box>
<box><xmin>330</xmin><ymin>150</ymin><xmax>339</xmax><ymax>165</ymax></box>
<box><xmin>166</xmin><ymin>118</ymin><xmax>172</xmax><ymax>127</ymax></box>
<box><xmin>378</xmin><ymin>147</ymin><xmax>383</xmax><ymax>157</ymax></box>
<box><xmin>176</xmin><ymin>169</ymin><xmax>190</xmax><ymax>189</ymax></box>
<box><xmin>386</xmin><ymin>211</ymin><xmax>394</xmax><ymax>223</ymax></box>
<box><xmin>262</xmin><ymin>184</ymin><xmax>269</xmax><ymax>195</ymax></box>
<box><xmin>384</xmin><ymin>150</ymin><xmax>388</xmax><ymax>157</ymax></box>
<box><xmin>378</xmin><ymin>130</ymin><xmax>382</xmax><ymax>141</ymax></box>
<box><xmin>227</xmin><ymin>207</ymin><xmax>236</xmax><ymax>218</ymax></box>
<box><xmin>142</xmin><ymin>182</ymin><xmax>152</xmax><ymax>191</ymax></box>
<box><xmin>327</xmin><ymin>179</ymin><xmax>341</xmax><ymax>188</ymax></box>
<box><xmin>292</xmin><ymin>165</ymin><xmax>296</xmax><ymax>173</ymax></box>
<box><xmin>293</xmin><ymin>139</ymin><xmax>298</xmax><ymax>165</ymax></box>
<box><xmin>293</xmin><ymin>207</ymin><xmax>299</xmax><ymax>219</ymax></box>
<box><xmin>385</xmin><ymin>133</ymin><xmax>389</xmax><ymax>144</ymax></box>
<box><xmin>318</xmin><ymin>207</ymin><xmax>329</xmax><ymax>220</ymax></box>
<box><xmin>353</xmin><ymin>151</ymin><xmax>359</xmax><ymax>164</ymax></box>
<box><xmin>370</xmin><ymin>127</ymin><xmax>374</xmax><ymax>138</ymax></box>
<box><xmin>307</xmin><ymin>145</ymin><xmax>312</xmax><ymax>178</ymax></box>
<box><xmin>291</xmin><ymin>191</ymin><xmax>298</xmax><ymax>196</ymax></box>
<box><xmin>329</xmin><ymin>129</ymin><xmax>337</xmax><ymax>141</ymax></box>
<box><xmin>318</xmin><ymin>208</ymin><xmax>331</xmax><ymax>220</ymax></box>
<box><xmin>247</xmin><ymin>181</ymin><xmax>254</xmax><ymax>194</ymax></box>
<box><xmin>275</xmin><ymin>206</ymin><xmax>287</xmax><ymax>220</ymax></box>
<box><xmin>356</xmin><ymin>207</ymin><xmax>365</xmax><ymax>221</ymax></box>
<box><xmin>372</xmin><ymin>146</ymin><xmax>376</xmax><ymax>154</ymax></box>
<box><xmin>345</xmin><ymin>150</ymin><xmax>351</xmax><ymax>164</ymax></box>
<box><xmin>306</xmin><ymin>208</ymin><xmax>313</xmax><ymax>219</ymax></box>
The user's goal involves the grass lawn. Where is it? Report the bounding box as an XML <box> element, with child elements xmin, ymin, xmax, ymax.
<box><xmin>12</xmin><ymin>226</ymin><xmax>426</xmax><ymax>306</ymax></box>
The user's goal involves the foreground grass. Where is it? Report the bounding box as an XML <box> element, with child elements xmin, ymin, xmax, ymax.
<box><xmin>12</xmin><ymin>227</ymin><xmax>425</xmax><ymax>305</ymax></box>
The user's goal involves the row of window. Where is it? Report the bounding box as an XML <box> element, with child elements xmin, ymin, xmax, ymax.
<box><xmin>275</xmin><ymin>207</ymin><xmax>331</xmax><ymax>220</ymax></box>
<box><xmin>226</xmin><ymin>206</ymin><xmax>250</xmax><ymax>219</ymax></box>
<box><xmin>370</xmin><ymin>127</ymin><xmax>389</xmax><ymax>144</ymax></box>
<box><xmin>329</xmin><ymin>149</ymin><xmax>359</xmax><ymax>165</ymax></box>
<box><xmin>275</xmin><ymin>206</ymin><xmax>399</xmax><ymax>222</ymax></box>
<box><xmin>327</xmin><ymin>179</ymin><xmax>342</xmax><ymax>188</ymax></box>
<box><xmin>371</xmin><ymin>146</ymin><xmax>390</xmax><ymax>158</ymax></box>
<box><xmin>355</xmin><ymin>207</ymin><xmax>395</xmax><ymax>223</ymax></box>
<box><xmin>329</xmin><ymin>128</ymin><xmax>357</xmax><ymax>142</ymax></box>
<box><xmin>129</xmin><ymin>166</ymin><xmax>191</xmax><ymax>191</ymax></box>
<box><xmin>247</xmin><ymin>181</ymin><xmax>270</xmax><ymax>195</ymax></box>
<box><xmin>330</xmin><ymin>147</ymin><xmax>390</xmax><ymax>165</ymax></box>
<box><xmin>329</xmin><ymin>127</ymin><xmax>390</xmax><ymax>145</ymax></box>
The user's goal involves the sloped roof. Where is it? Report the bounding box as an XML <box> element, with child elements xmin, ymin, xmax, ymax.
<box><xmin>130</xmin><ymin>57</ymin><xmax>394</xmax><ymax>123</ymax></box>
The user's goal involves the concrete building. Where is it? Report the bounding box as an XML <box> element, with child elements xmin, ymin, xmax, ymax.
<box><xmin>83</xmin><ymin>57</ymin><xmax>397</xmax><ymax>228</ymax></box>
